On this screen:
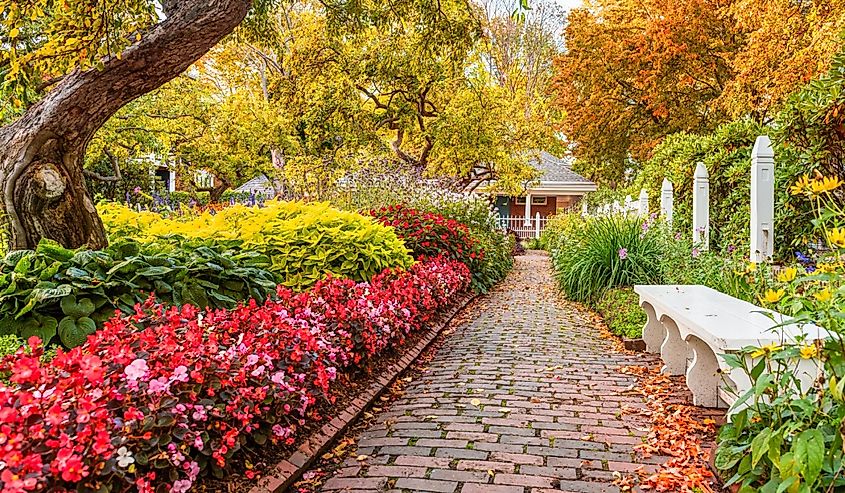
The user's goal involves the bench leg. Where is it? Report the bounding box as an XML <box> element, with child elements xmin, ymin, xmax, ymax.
<box><xmin>685</xmin><ymin>335</ymin><xmax>722</xmax><ymax>408</ymax></box>
<box><xmin>659</xmin><ymin>316</ymin><xmax>686</xmax><ymax>375</ymax></box>
<box><xmin>640</xmin><ymin>301</ymin><xmax>664</xmax><ymax>353</ymax></box>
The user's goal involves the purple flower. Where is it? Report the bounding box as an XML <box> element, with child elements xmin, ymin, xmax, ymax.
<box><xmin>727</xmin><ymin>245</ymin><xmax>736</xmax><ymax>253</ymax></box>
<box><xmin>133</xmin><ymin>186</ymin><xmax>141</xmax><ymax>194</ymax></box>
<box><xmin>692</xmin><ymin>247</ymin><xmax>701</xmax><ymax>258</ymax></box>
<box><xmin>618</xmin><ymin>247</ymin><xmax>628</xmax><ymax>260</ymax></box>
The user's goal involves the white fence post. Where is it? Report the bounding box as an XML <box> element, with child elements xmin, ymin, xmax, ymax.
<box><xmin>581</xmin><ymin>201</ymin><xmax>588</xmax><ymax>217</ymax></box>
<box><xmin>638</xmin><ymin>188</ymin><xmax>649</xmax><ymax>217</ymax></box>
<box><xmin>751</xmin><ymin>135</ymin><xmax>775</xmax><ymax>262</ymax></box>
<box><xmin>524</xmin><ymin>193</ymin><xmax>532</xmax><ymax>226</ymax></box>
<box><xmin>693</xmin><ymin>162</ymin><xmax>710</xmax><ymax>249</ymax></box>
<box><xmin>534</xmin><ymin>212</ymin><xmax>541</xmax><ymax>238</ymax></box>
<box><xmin>660</xmin><ymin>178</ymin><xmax>674</xmax><ymax>226</ymax></box>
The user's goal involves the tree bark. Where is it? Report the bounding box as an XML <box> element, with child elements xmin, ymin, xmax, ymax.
<box><xmin>0</xmin><ymin>0</ymin><xmax>252</xmax><ymax>250</ymax></box>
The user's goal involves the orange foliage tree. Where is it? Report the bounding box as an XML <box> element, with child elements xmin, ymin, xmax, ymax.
<box><xmin>552</xmin><ymin>0</ymin><xmax>845</xmax><ymax>186</ymax></box>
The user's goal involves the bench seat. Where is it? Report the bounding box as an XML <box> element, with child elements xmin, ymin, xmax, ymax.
<box><xmin>634</xmin><ymin>284</ymin><xmax>825</xmax><ymax>408</ymax></box>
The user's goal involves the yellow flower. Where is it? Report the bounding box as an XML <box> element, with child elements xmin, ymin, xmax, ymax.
<box><xmin>817</xmin><ymin>263</ymin><xmax>837</xmax><ymax>274</ymax></box>
<box><xmin>790</xmin><ymin>175</ymin><xmax>812</xmax><ymax>196</ymax></box>
<box><xmin>746</xmin><ymin>262</ymin><xmax>757</xmax><ymax>273</ymax></box>
<box><xmin>750</xmin><ymin>342</ymin><xmax>783</xmax><ymax>358</ymax></box>
<box><xmin>814</xmin><ymin>288</ymin><xmax>832</xmax><ymax>303</ymax></box>
<box><xmin>800</xmin><ymin>344</ymin><xmax>818</xmax><ymax>359</ymax></box>
<box><xmin>760</xmin><ymin>288</ymin><xmax>785</xmax><ymax>304</ymax></box>
<box><xmin>776</xmin><ymin>267</ymin><xmax>798</xmax><ymax>283</ymax></box>
<box><xmin>828</xmin><ymin>228</ymin><xmax>845</xmax><ymax>249</ymax></box>
<box><xmin>810</xmin><ymin>176</ymin><xmax>844</xmax><ymax>194</ymax></box>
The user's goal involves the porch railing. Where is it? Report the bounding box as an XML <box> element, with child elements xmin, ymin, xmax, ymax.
<box><xmin>498</xmin><ymin>213</ymin><xmax>549</xmax><ymax>240</ymax></box>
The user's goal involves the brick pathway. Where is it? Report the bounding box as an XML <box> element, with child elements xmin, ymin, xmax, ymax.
<box><xmin>316</xmin><ymin>252</ymin><xmax>678</xmax><ymax>493</ymax></box>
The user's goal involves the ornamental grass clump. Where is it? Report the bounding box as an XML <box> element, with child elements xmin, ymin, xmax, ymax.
<box><xmin>551</xmin><ymin>214</ymin><xmax>663</xmax><ymax>303</ymax></box>
<box><xmin>715</xmin><ymin>174</ymin><xmax>845</xmax><ymax>492</ymax></box>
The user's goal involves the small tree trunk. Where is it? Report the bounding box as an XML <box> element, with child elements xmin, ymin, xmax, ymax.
<box><xmin>0</xmin><ymin>0</ymin><xmax>252</xmax><ymax>250</ymax></box>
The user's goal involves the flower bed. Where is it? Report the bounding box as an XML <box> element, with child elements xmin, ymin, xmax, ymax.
<box><xmin>0</xmin><ymin>256</ymin><xmax>470</xmax><ymax>492</ymax></box>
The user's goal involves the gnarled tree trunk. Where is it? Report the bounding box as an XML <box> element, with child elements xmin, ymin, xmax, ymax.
<box><xmin>0</xmin><ymin>0</ymin><xmax>252</xmax><ymax>250</ymax></box>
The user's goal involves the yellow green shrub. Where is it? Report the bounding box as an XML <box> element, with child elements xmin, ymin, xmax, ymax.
<box><xmin>98</xmin><ymin>201</ymin><xmax>413</xmax><ymax>290</ymax></box>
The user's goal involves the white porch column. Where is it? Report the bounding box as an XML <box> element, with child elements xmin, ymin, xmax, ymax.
<box><xmin>660</xmin><ymin>178</ymin><xmax>674</xmax><ymax>226</ymax></box>
<box><xmin>750</xmin><ymin>135</ymin><xmax>775</xmax><ymax>262</ymax></box>
<box><xmin>638</xmin><ymin>188</ymin><xmax>649</xmax><ymax>217</ymax></box>
<box><xmin>168</xmin><ymin>169</ymin><xmax>176</xmax><ymax>193</ymax></box>
<box><xmin>524</xmin><ymin>193</ymin><xmax>532</xmax><ymax>226</ymax></box>
<box><xmin>693</xmin><ymin>162</ymin><xmax>710</xmax><ymax>249</ymax></box>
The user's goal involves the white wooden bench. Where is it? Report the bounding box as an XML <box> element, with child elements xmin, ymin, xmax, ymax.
<box><xmin>634</xmin><ymin>285</ymin><xmax>826</xmax><ymax>408</ymax></box>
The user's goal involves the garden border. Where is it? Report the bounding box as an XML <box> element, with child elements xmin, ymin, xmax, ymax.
<box><xmin>247</xmin><ymin>293</ymin><xmax>479</xmax><ymax>493</ymax></box>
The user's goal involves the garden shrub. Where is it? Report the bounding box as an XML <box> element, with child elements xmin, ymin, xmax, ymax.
<box><xmin>368</xmin><ymin>204</ymin><xmax>509</xmax><ymax>292</ymax></box>
<box><xmin>98</xmin><ymin>201</ymin><xmax>414</xmax><ymax>290</ymax></box>
<box><xmin>539</xmin><ymin>212</ymin><xmax>586</xmax><ymax>252</ymax></box>
<box><xmin>0</xmin><ymin>257</ymin><xmax>470</xmax><ymax>492</ymax></box>
<box><xmin>551</xmin><ymin>214</ymin><xmax>663</xmax><ymax>303</ymax></box>
<box><xmin>331</xmin><ymin>172</ymin><xmax>514</xmax><ymax>293</ymax></box>
<box><xmin>715</xmin><ymin>175</ymin><xmax>845</xmax><ymax>492</ymax></box>
<box><xmin>595</xmin><ymin>287</ymin><xmax>645</xmax><ymax>339</ymax></box>
<box><xmin>0</xmin><ymin>238</ymin><xmax>277</xmax><ymax>348</ymax></box>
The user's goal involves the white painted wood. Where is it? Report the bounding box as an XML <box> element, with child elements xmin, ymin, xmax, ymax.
<box><xmin>535</xmin><ymin>212</ymin><xmax>541</xmax><ymax>238</ymax></box>
<box><xmin>524</xmin><ymin>193</ymin><xmax>532</xmax><ymax>226</ymax></box>
<box><xmin>624</xmin><ymin>195</ymin><xmax>632</xmax><ymax>214</ymax></box>
<box><xmin>581</xmin><ymin>201</ymin><xmax>588</xmax><ymax>216</ymax></box>
<box><xmin>660</xmin><ymin>178</ymin><xmax>674</xmax><ymax>226</ymax></box>
<box><xmin>635</xmin><ymin>284</ymin><xmax>827</xmax><ymax>408</ymax></box>
<box><xmin>692</xmin><ymin>162</ymin><xmax>710</xmax><ymax>249</ymax></box>
<box><xmin>751</xmin><ymin>136</ymin><xmax>775</xmax><ymax>262</ymax></box>
<box><xmin>168</xmin><ymin>170</ymin><xmax>176</xmax><ymax>193</ymax></box>
<box><xmin>638</xmin><ymin>188</ymin><xmax>649</xmax><ymax>217</ymax></box>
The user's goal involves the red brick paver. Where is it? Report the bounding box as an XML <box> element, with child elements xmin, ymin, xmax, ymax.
<box><xmin>314</xmin><ymin>252</ymin><xmax>681</xmax><ymax>493</ymax></box>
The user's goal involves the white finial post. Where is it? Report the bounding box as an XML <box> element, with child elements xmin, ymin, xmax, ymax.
<box><xmin>693</xmin><ymin>162</ymin><xmax>710</xmax><ymax>249</ymax></box>
<box><xmin>638</xmin><ymin>188</ymin><xmax>649</xmax><ymax>217</ymax></box>
<box><xmin>751</xmin><ymin>136</ymin><xmax>775</xmax><ymax>262</ymax></box>
<box><xmin>660</xmin><ymin>178</ymin><xmax>674</xmax><ymax>226</ymax></box>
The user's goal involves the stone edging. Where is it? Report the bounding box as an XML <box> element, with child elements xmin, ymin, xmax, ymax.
<box><xmin>248</xmin><ymin>293</ymin><xmax>479</xmax><ymax>493</ymax></box>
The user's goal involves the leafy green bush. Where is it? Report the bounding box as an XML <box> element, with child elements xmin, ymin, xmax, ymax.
<box><xmin>551</xmin><ymin>215</ymin><xmax>663</xmax><ymax>303</ymax></box>
<box><xmin>0</xmin><ymin>334</ymin><xmax>21</xmax><ymax>359</ymax></box>
<box><xmin>539</xmin><ymin>212</ymin><xmax>586</xmax><ymax>252</ymax></box>
<box><xmin>99</xmin><ymin>201</ymin><xmax>415</xmax><ymax>290</ymax></box>
<box><xmin>0</xmin><ymin>238</ymin><xmax>278</xmax><ymax>347</ymax></box>
<box><xmin>330</xmin><ymin>173</ymin><xmax>514</xmax><ymax>293</ymax></box>
<box><xmin>595</xmin><ymin>287</ymin><xmax>645</xmax><ymax>339</ymax></box>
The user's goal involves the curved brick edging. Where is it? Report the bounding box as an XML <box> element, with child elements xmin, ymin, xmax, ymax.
<box><xmin>248</xmin><ymin>293</ymin><xmax>479</xmax><ymax>493</ymax></box>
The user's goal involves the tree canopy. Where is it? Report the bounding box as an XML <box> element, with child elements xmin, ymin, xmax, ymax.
<box><xmin>551</xmin><ymin>0</ymin><xmax>845</xmax><ymax>187</ymax></box>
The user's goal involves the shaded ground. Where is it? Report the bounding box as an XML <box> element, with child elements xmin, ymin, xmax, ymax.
<box><xmin>306</xmin><ymin>252</ymin><xmax>718</xmax><ymax>493</ymax></box>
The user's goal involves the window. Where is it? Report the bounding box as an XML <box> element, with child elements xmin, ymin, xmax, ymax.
<box><xmin>514</xmin><ymin>196</ymin><xmax>547</xmax><ymax>205</ymax></box>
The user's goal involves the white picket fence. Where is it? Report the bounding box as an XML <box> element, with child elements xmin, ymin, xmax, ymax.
<box><xmin>583</xmin><ymin>135</ymin><xmax>776</xmax><ymax>262</ymax></box>
<box><xmin>499</xmin><ymin>213</ymin><xmax>549</xmax><ymax>239</ymax></box>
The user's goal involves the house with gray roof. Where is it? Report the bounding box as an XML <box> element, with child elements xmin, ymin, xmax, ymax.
<box><xmin>491</xmin><ymin>151</ymin><xmax>596</xmax><ymax>223</ymax></box>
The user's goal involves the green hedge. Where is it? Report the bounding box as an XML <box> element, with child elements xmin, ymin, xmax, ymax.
<box><xmin>595</xmin><ymin>287</ymin><xmax>645</xmax><ymax>339</ymax></box>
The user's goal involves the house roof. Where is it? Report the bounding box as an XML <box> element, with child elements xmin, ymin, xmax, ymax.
<box><xmin>233</xmin><ymin>174</ymin><xmax>277</xmax><ymax>195</ymax></box>
<box><xmin>529</xmin><ymin>151</ymin><xmax>593</xmax><ymax>184</ymax></box>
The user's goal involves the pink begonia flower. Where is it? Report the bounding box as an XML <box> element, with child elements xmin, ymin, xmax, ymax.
<box><xmin>124</xmin><ymin>359</ymin><xmax>148</xmax><ymax>381</ymax></box>
<box><xmin>171</xmin><ymin>365</ymin><xmax>189</xmax><ymax>382</ymax></box>
<box><xmin>186</xmin><ymin>461</ymin><xmax>200</xmax><ymax>481</ymax></box>
<box><xmin>147</xmin><ymin>377</ymin><xmax>171</xmax><ymax>394</ymax></box>
<box><xmin>171</xmin><ymin>479</ymin><xmax>192</xmax><ymax>493</ymax></box>
<box><xmin>246</xmin><ymin>354</ymin><xmax>260</xmax><ymax>366</ymax></box>
<box><xmin>251</xmin><ymin>365</ymin><xmax>266</xmax><ymax>377</ymax></box>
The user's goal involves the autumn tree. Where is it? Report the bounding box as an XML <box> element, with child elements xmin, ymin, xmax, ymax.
<box><xmin>550</xmin><ymin>0</ymin><xmax>740</xmax><ymax>187</ymax></box>
<box><xmin>0</xmin><ymin>0</ymin><xmax>257</xmax><ymax>249</ymax></box>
